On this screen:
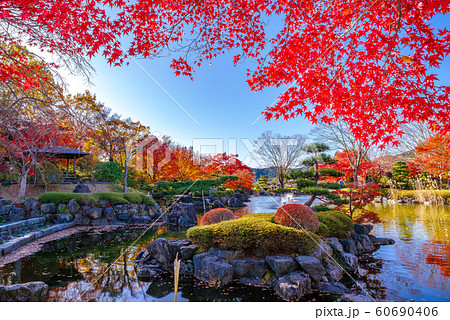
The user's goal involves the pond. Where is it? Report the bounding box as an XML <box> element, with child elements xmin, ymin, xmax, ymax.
<box><xmin>0</xmin><ymin>196</ymin><xmax>449</xmax><ymax>302</ymax></box>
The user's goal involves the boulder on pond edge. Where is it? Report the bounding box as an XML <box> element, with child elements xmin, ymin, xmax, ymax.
<box><xmin>273</xmin><ymin>272</ymin><xmax>311</xmax><ymax>301</ymax></box>
<box><xmin>0</xmin><ymin>282</ymin><xmax>48</xmax><ymax>302</ymax></box>
<box><xmin>193</xmin><ymin>253</ymin><xmax>234</xmax><ymax>286</ymax></box>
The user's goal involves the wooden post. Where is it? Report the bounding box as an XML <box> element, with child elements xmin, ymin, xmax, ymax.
<box><xmin>66</xmin><ymin>158</ymin><xmax>69</xmax><ymax>172</ymax></box>
<box><xmin>73</xmin><ymin>157</ymin><xmax>77</xmax><ymax>173</ymax></box>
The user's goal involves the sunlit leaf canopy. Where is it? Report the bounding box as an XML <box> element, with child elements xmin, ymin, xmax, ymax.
<box><xmin>1</xmin><ymin>0</ymin><xmax>450</xmax><ymax>147</ymax></box>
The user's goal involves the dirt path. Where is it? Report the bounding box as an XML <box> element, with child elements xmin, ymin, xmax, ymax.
<box><xmin>0</xmin><ymin>223</ymin><xmax>162</xmax><ymax>266</ymax></box>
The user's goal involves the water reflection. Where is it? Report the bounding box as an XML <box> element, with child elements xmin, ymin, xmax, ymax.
<box><xmin>0</xmin><ymin>227</ymin><xmax>281</xmax><ymax>302</ymax></box>
<box><xmin>367</xmin><ymin>203</ymin><xmax>450</xmax><ymax>301</ymax></box>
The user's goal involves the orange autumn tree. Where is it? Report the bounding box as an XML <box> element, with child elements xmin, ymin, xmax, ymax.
<box><xmin>159</xmin><ymin>146</ymin><xmax>204</xmax><ymax>182</ymax></box>
<box><xmin>410</xmin><ymin>136</ymin><xmax>450</xmax><ymax>182</ymax></box>
<box><xmin>204</xmin><ymin>153</ymin><xmax>254</xmax><ymax>189</ymax></box>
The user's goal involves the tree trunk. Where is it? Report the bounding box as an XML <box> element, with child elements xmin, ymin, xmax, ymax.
<box><xmin>304</xmin><ymin>195</ymin><xmax>316</xmax><ymax>207</ymax></box>
<box><xmin>279</xmin><ymin>172</ymin><xmax>285</xmax><ymax>189</ymax></box>
<box><xmin>123</xmin><ymin>150</ymin><xmax>128</xmax><ymax>193</ymax></box>
<box><xmin>353</xmin><ymin>165</ymin><xmax>360</xmax><ymax>184</ymax></box>
<box><xmin>314</xmin><ymin>162</ymin><xmax>319</xmax><ymax>184</ymax></box>
<box><xmin>18</xmin><ymin>169</ymin><xmax>28</xmax><ymax>199</ymax></box>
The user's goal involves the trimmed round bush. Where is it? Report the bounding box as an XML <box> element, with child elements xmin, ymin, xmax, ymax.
<box><xmin>187</xmin><ymin>213</ymin><xmax>320</xmax><ymax>255</ymax></box>
<box><xmin>315</xmin><ymin>210</ymin><xmax>353</xmax><ymax>239</ymax></box>
<box><xmin>275</xmin><ymin>204</ymin><xmax>320</xmax><ymax>233</ymax></box>
<box><xmin>199</xmin><ymin>208</ymin><xmax>235</xmax><ymax>226</ymax></box>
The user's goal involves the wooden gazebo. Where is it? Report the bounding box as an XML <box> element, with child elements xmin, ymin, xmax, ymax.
<box><xmin>29</xmin><ymin>145</ymin><xmax>89</xmax><ymax>182</ymax></box>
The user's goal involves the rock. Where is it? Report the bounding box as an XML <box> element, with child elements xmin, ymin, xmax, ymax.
<box><xmin>97</xmin><ymin>200</ymin><xmax>109</xmax><ymax>208</ymax></box>
<box><xmin>41</xmin><ymin>203</ymin><xmax>57</xmax><ymax>214</ymax></box>
<box><xmin>316</xmin><ymin>282</ymin><xmax>351</xmax><ymax>294</ymax></box>
<box><xmin>29</xmin><ymin>209</ymin><xmax>41</xmax><ymax>218</ymax></box>
<box><xmin>74</xmin><ymin>213</ymin><xmax>90</xmax><ymax>226</ymax></box>
<box><xmin>227</xmin><ymin>197</ymin><xmax>244</xmax><ymax>207</ymax></box>
<box><xmin>266</xmin><ymin>255</ymin><xmax>299</xmax><ymax>276</ymax></box>
<box><xmin>115</xmin><ymin>205</ymin><xmax>129</xmax><ymax>214</ymax></box>
<box><xmin>208</xmin><ymin>247</ymin><xmax>243</xmax><ymax>260</ymax></box>
<box><xmin>90</xmin><ymin>219</ymin><xmax>109</xmax><ymax>226</ymax></box>
<box><xmin>169</xmin><ymin>239</ymin><xmax>192</xmax><ymax>248</ymax></box>
<box><xmin>129</xmin><ymin>208</ymin><xmax>138</xmax><ymax>216</ymax></box>
<box><xmin>354</xmin><ymin>224</ymin><xmax>373</xmax><ymax>235</ymax></box>
<box><xmin>0</xmin><ymin>200</ymin><xmax>12</xmax><ymax>206</ymax></box>
<box><xmin>355</xmin><ymin>234</ymin><xmax>374</xmax><ymax>253</ymax></box>
<box><xmin>128</xmin><ymin>216</ymin><xmax>152</xmax><ymax>224</ymax></box>
<box><xmin>229</xmin><ymin>257</ymin><xmax>268</xmax><ymax>278</ymax></box>
<box><xmin>136</xmin><ymin>265</ymin><xmax>164</xmax><ymax>279</ymax></box>
<box><xmin>146</xmin><ymin>238</ymin><xmax>173</xmax><ymax>264</ymax></box>
<box><xmin>177</xmin><ymin>261</ymin><xmax>193</xmax><ymax>275</ymax></box>
<box><xmin>116</xmin><ymin>213</ymin><xmax>130</xmax><ymax>221</ymax></box>
<box><xmin>368</xmin><ymin>234</ymin><xmax>381</xmax><ymax>245</ymax></box>
<box><xmin>0</xmin><ymin>282</ymin><xmax>48</xmax><ymax>302</ymax></box>
<box><xmin>378</xmin><ymin>238</ymin><xmax>395</xmax><ymax>245</ymax></box>
<box><xmin>273</xmin><ymin>272</ymin><xmax>311</xmax><ymax>301</ymax></box>
<box><xmin>103</xmin><ymin>207</ymin><xmax>116</xmax><ymax>221</ymax></box>
<box><xmin>180</xmin><ymin>245</ymin><xmax>198</xmax><ymax>261</ymax></box>
<box><xmin>193</xmin><ymin>253</ymin><xmax>234</xmax><ymax>286</ymax></box>
<box><xmin>211</xmin><ymin>200</ymin><xmax>226</xmax><ymax>209</ymax></box>
<box><xmin>66</xmin><ymin>199</ymin><xmax>81</xmax><ymax>215</ymax></box>
<box><xmin>24</xmin><ymin>198</ymin><xmax>40</xmax><ymax>211</ymax></box>
<box><xmin>325</xmin><ymin>237</ymin><xmax>344</xmax><ymax>254</ymax></box>
<box><xmin>167</xmin><ymin>203</ymin><xmax>197</xmax><ymax>228</ymax></box>
<box><xmin>324</xmin><ymin>260</ymin><xmax>343</xmax><ymax>282</ymax></box>
<box><xmin>358</xmin><ymin>253</ymin><xmax>377</xmax><ymax>264</ymax></box>
<box><xmin>86</xmin><ymin>208</ymin><xmax>102</xmax><ymax>219</ymax></box>
<box><xmin>294</xmin><ymin>256</ymin><xmax>326</xmax><ymax>282</ymax></box>
<box><xmin>9</xmin><ymin>208</ymin><xmax>26</xmax><ymax>221</ymax></box>
<box><xmin>340</xmin><ymin>253</ymin><xmax>359</xmax><ymax>273</ymax></box>
<box><xmin>73</xmin><ymin>183</ymin><xmax>91</xmax><ymax>193</ymax></box>
<box><xmin>55</xmin><ymin>213</ymin><xmax>73</xmax><ymax>224</ymax></box>
<box><xmin>307</xmin><ymin>242</ymin><xmax>333</xmax><ymax>262</ymax></box>
<box><xmin>0</xmin><ymin>204</ymin><xmax>13</xmax><ymax>218</ymax></box>
<box><xmin>238</xmin><ymin>277</ymin><xmax>266</xmax><ymax>287</ymax></box>
<box><xmin>148</xmin><ymin>205</ymin><xmax>162</xmax><ymax>218</ymax></box>
<box><xmin>339</xmin><ymin>238</ymin><xmax>358</xmax><ymax>254</ymax></box>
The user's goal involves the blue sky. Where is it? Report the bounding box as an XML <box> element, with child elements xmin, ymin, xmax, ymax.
<box><xmin>64</xmin><ymin>50</ymin><xmax>315</xmax><ymax>167</ymax></box>
<box><xmin>63</xmin><ymin>13</ymin><xmax>450</xmax><ymax>167</ymax></box>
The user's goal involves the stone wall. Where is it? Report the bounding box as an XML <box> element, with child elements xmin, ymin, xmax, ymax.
<box><xmin>0</xmin><ymin>198</ymin><xmax>162</xmax><ymax>228</ymax></box>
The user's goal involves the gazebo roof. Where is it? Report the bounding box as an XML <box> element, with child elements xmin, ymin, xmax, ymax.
<box><xmin>26</xmin><ymin>146</ymin><xmax>89</xmax><ymax>159</ymax></box>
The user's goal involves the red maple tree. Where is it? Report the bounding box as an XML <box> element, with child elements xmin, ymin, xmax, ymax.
<box><xmin>409</xmin><ymin>135</ymin><xmax>450</xmax><ymax>179</ymax></box>
<box><xmin>204</xmin><ymin>153</ymin><xmax>254</xmax><ymax>189</ymax></box>
<box><xmin>3</xmin><ymin>1</ymin><xmax>450</xmax><ymax>146</ymax></box>
<box><xmin>326</xmin><ymin>150</ymin><xmax>374</xmax><ymax>182</ymax></box>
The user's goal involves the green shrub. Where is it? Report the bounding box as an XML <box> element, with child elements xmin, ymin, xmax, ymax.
<box><xmin>272</xmin><ymin>187</ymin><xmax>295</xmax><ymax>193</ymax></box>
<box><xmin>212</xmin><ymin>190</ymin><xmax>235</xmax><ymax>197</ymax></box>
<box><xmin>315</xmin><ymin>211</ymin><xmax>353</xmax><ymax>239</ymax></box>
<box><xmin>94</xmin><ymin>162</ymin><xmax>123</xmax><ymax>182</ymax></box>
<box><xmin>122</xmin><ymin>192</ymin><xmax>155</xmax><ymax>205</ymax></box>
<box><xmin>187</xmin><ymin>213</ymin><xmax>320</xmax><ymax>255</ymax></box>
<box><xmin>36</xmin><ymin>161</ymin><xmax>63</xmax><ymax>184</ymax></box>
<box><xmin>39</xmin><ymin>192</ymin><xmax>96</xmax><ymax>206</ymax></box>
<box><xmin>295</xmin><ymin>178</ymin><xmax>315</xmax><ymax>188</ymax></box>
<box><xmin>94</xmin><ymin>192</ymin><xmax>129</xmax><ymax>205</ymax></box>
<box><xmin>317</xmin><ymin>182</ymin><xmax>342</xmax><ymax>190</ymax></box>
<box><xmin>38</xmin><ymin>192</ymin><xmax>155</xmax><ymax>206</ymax></box>
<box><xmin>312</xmin><ymin>205</ymin><xmax>333</xmax><ymax>212</ymax></box>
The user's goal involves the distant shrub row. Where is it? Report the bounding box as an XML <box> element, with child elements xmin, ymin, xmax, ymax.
<box><xmin>39</xmin><ymin>192</ymin><xmax>155</xmax><ymax>206</ymax></box>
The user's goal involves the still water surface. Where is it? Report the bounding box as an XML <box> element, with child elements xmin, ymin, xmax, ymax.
<box><xmin>0</xmin><ymin>196</ymin><xmax>448</xmax><ymax>301</ymax></box>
